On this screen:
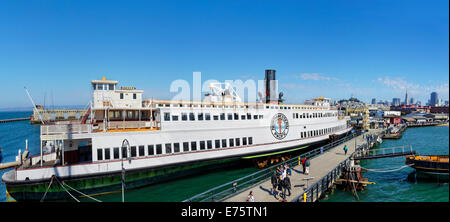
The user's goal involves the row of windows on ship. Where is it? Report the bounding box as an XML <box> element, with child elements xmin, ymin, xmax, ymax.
<box><xmin>162</xmin><ymin>111</ymin><xmax>337</xmax><ymax>122</ymax></box>
<box><xmin>96</xmin><ymin>136</ymin><xmax>254</xmax><ymax>161</ymax></box>
<box><xmin>156</xmin><ymin>103</ymin><xmax>326</xmax><ymax>110</ymax></box>
<box><xmin>95</xmin><ymin>124</ymin><xmax>347</xmax><ymax>161</ymax></box>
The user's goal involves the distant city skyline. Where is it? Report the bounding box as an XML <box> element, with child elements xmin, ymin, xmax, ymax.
<box><xmin>0</xmin><ymin>0</ymin><xmax>448</xmax><ymax>109</ymax></box>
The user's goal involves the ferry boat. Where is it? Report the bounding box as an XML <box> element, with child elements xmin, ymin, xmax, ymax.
<box><xmin>2</xmin><ymin>70</ymin><xmax>352</xmax><ymax>201</ymax></box>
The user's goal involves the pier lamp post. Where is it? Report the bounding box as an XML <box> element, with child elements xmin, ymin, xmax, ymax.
<box><xmin>121</xmin><ymin>139</ymin><xmax>130</xmax><ymax>203</ymax></box>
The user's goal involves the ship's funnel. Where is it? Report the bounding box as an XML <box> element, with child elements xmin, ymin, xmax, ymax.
<box><xmin>264</xmin><ymin>69</ymin><xmax>278</xmax><ymax>103</ymax></box>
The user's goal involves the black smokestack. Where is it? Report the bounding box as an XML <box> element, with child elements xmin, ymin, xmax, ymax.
<box><xmin>265</xmin><ymin>69</ymin><xmax>277</xmax><ymax>103</ymax></box>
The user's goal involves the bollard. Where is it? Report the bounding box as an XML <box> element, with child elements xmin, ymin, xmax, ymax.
<box><xmin>303</xmin><ymin>193</ymin><xmax>307</xmax><ymax>202</ymax></box>
<box><xmin>298</xmin><ymin>156</ymin><xmax>301</xmax><ymax>166</ymax></box>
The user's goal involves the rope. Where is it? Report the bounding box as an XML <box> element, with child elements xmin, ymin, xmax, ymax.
<box><xmin>360</xmin><ymin>164</ymin><xmax>414</xmax><ymax>173</ymax></box>
<box><xmin>40</xmin><ymin>175</ymin><xmax>55</xmax><ymax>202</ymax></box>
<box><xmin>54</xmin><ymin>176</ymin><xmax>80</xmax><ymax>202</ymax></box>
<box><xmin>61</xmin><ymin>181</ymin><xmax>102</xmax><ymax>202</ymax></box>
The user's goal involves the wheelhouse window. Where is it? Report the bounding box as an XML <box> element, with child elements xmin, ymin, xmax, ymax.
<box><xmin>133</xmin><ymin>93</ymin><xmax>136</xmax><ymax>99</ymax></box>
<box><xmin>228</xmin><ymin>113</ymin><xmax>233</xmax><ymax>120</ymax></box>
<box><xmin>189</xmin><ymin>113</ymin><xmax>195</xmax><ymax>121</ymax></box>
<box><xmin>248</xmin><ymin>137</ymin><xmax>253</xmax><ymax>145</ymax></box>
<box><xmin>205</xmin><ymin>113</ymin><xmax>211</xmax><ymax>120</ymax></box>
<box><xmin>222</xmin><ymin>139</ymin><xmax>227</xmax><ymax>148</ymax></box>
<box><xmin>242</xmin><ymin>137</ymin><xmax>247</xmax><ymax>146</ymax></box>
<box><xmin>198</xmin><ymin>113</ymin><xmax>204</xmax><ymax>121</ymax></box>
<box><xmin>120</xmin><ymin>93</ymin><xmax>123</xmax><ymax>99</ymax></box>
<box><xmin>181</xmin><ymin>113</ymin><xmax>188</xmax><ymax>121</ymax></box>
<box><xmin>215</xmin><ymin>139</ymin><xmax>221</xmax><ymax>148</ymax></box>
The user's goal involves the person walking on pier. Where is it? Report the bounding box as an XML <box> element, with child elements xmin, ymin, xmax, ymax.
<box><xmin>305</xmin><ymin>159</ymin><xmax>310</xmax><ymax>175</ymax></box>
<box><xmin>247</xmin><ymin>191</ymin><xmax>255</xmax><ymax>202</ymax></box>
<box><xmin>283</xmin><ymin>175</ymin><xmax>291</xmax><ymax>198</ymax></box>
<box><xmin>270</xmin><ymin>171</ymin><xmax>279</xmax><ymax>197</ymax></box>
<box><xmin>301</xmin><ymin>157</ymin><xmax>307</xmax><ymax>174</ymax></box>
<box><xmin>344</xmin><ymin>145</ymin><xmax>348</xmax><ymax>155</ymax></box>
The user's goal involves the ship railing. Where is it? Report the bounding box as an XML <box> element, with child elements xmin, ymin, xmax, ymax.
<box><xmin>102</xmin><ymin>121</ymin><xmax>160</xmax><ymax>131</ymax></box>
<box><xmin>183</xmin><ymin>130</ymin><xmax>363</xmax><ymax>202</ymax></box>
<box><xmin>41</xmin><ymin>121</ymin><xmax>161</xmax><ymax>135</ymax></box>
<box><xmin>41</xmin><ymin>124</ymin><xmax>92</xmax><ymax>135</ymax></box>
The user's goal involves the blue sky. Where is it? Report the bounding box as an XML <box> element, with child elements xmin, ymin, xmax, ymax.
<box><xmin>0</xmin><ymin>0</ymin><xmax>448</xmax><ymax>109</ymax></box>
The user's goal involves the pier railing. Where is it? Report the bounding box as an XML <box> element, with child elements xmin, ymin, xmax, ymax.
<box><xmin>183</xmin><ymin>129</ymin><xmax>362</xmax><ymax>202</ymax></box>
<box><xmin>293</xmin><ymin>134</ymin><xmax>380</xmax><ymax>202</ymax></box>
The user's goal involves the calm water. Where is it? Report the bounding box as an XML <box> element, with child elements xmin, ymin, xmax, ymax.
<box><xmin>0</xmin><ymin>111</ymin><xmax>448</xmax><ymax>202</ymax></box>
<box><xmin>323</xmin><ymin>126</ymin><xmax>449</xmax><ymax>202</ymax></box>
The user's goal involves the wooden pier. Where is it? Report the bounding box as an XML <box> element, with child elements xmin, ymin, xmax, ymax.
<box><xmin>382</xmin><ymin>124</ymin><xmax>407</xmax><ymax>139</ymax></box>
<box><xmin>0</xmin><ymin>117</ymin><xmax>31</xmax><ymax>124</ymax></box>
<box><xmin>222</xmin><ymin>131</ymin><xmax>378</xmax><ymax>202</ymax></box>
<box><xmin>183</xmin><ymin>128</ymin><xmax>385</xmax><ymax>202</ymax></box>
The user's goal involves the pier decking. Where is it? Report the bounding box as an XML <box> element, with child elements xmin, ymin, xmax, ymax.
<box><xmin>222</xmin><ymin>129</ymin><xmax>383</xmax><ymax>202</ymax></box>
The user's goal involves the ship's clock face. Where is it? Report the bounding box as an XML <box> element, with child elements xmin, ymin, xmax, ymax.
<box><xmin>270</xmin><ymin>113</ymin><xmax>289</xmax><ymax>140</ymax></box>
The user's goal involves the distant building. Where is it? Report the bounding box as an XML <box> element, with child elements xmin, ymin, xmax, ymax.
<box><xmin>390</xmin><ymin>105</ymin><xmax>431</xmax><ymax>115</ymax></box>
<box><xmin>409</xmin><ymin>98</ymin><xmax>415</xmax><ymax>105</ymax></box>
<box><xmin>371</xmin><ymin>98</ymin><xmax>376</xmax><ymax>104</ymax></box>
<box><xmin>430</xmin><ymin>106</ymin><xmax>449</xmax><ymax>114</ymax></box>
<box><xmin>392</xmin><ymin>98</ymin><xmax>401</xmax><ymax>106</ymax></box>
<box><xmin>405</xmin><ymin>90</ymin><xmax>409</xmax><ymax>105</ymax></box>
<box><xmin>430</xmin><ymin>92</ymin><xmax>439</xmax><ymax>106</ymax></box>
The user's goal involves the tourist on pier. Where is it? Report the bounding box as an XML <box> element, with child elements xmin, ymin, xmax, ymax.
<box><xmin>247</xmin><ymin>191</ymin><xmax>254</xmax><ymax>202</ymax></box>
<box><xmin>283</xmin><ymin>176</ymin><xmax>291</xmax><ymax>198</ymax></box>
<box><xmin>285</xmin><ymin>164</ymin><xmax>291</xmax><ymax>176</ymax></box>
<box><xmin>301</xmin><ymin>157</ymin><xmax>307</xmax><ymax>174</ymax></box>
<box><xmin>344</xmin><ymin>145</ymin><xmax>348</xmax><ymax>155</ymax></box>
<box><xmin>305</xmin><ymin>159</ymin><xmax>310</xmax><ymax>175</ymax></box>
<box><xmin>271</xmin><ymin>171</ymin><xmax>278</xmax><ymax>196</ymax></box>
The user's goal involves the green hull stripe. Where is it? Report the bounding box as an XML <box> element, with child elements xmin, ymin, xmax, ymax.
<box><xmin>241</xmin><ymin>146</ymin><xmax>308</xmax><ymax>159</ymax></box>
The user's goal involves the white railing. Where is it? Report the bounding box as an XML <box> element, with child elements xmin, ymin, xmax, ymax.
<box><xmin>41</xmin><ymin>124</ymin><xmax>92</xmax><ymax>135</ymax></box>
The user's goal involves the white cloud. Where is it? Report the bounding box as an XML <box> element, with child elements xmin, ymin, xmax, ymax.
<box><xmin>376</xmin><ymin>76</ymin><xmax>449</xmax><ymax>101</ymax></box>
<box><xmin>293</xmin><ymin>73</ymin><xmax>338</xmax><ymax>81</ymax></box>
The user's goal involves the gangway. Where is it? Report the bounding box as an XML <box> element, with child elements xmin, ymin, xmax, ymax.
<box><xmin>353</xmin><ymin>145</ymin><xmax>415</xmax><ymax>160</ymax></box>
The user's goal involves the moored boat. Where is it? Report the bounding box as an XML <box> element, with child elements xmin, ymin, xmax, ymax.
<box><xmin>405</xmin><ymin>155</ymin><xmax>449</xmax><ymax>180</ymax></box>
